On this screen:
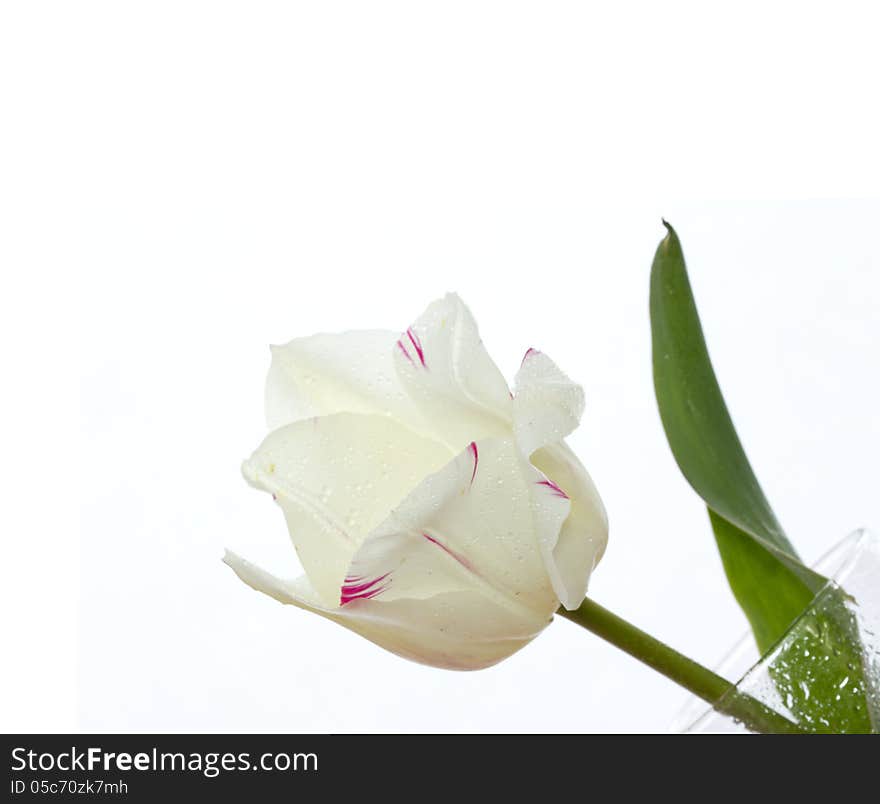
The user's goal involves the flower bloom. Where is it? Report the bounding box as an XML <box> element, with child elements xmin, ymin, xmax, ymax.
<box><xmin>225</xmin><ymin>294</ymin><xmax>607</xmax><ymax>669</ymax></box>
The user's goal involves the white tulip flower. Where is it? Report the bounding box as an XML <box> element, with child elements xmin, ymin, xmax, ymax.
<box><xmin>225</xmin><ymin>294</ymin><xmax>607</xmax><ymax>669</ymax></box>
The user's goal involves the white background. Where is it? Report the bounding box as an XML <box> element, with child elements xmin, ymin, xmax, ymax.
<box><xmin>2</xmin><ymin>2</ymin><xmax>879</xmax><ymax>733</ymax></box>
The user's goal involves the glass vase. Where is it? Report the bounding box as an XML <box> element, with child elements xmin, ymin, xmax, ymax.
<box><xmin>673</xmin><ymin>529</ymin><xmax>880</xmax><ymax>733</ymax></box>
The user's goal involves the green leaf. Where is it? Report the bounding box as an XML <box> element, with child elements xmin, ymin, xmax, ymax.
<box><xmin>707</xmin><ymin>510</ymin><xmax>815</xmax><ymax>655</ymax></box>
<box><xmin>650</xmin><ymin>221</ymin><xmax>822</xmax><ymax>649</ymax></box>
<box><xmin>649</xmin><ymin>221</ymin><xmax>874</xmax><ymax>732</ymax></box>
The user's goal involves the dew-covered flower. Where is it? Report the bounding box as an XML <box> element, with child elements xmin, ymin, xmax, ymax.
<box><xmin>225</xmin><ymin>294</ymin><xmax>607</xmax><ymax>669</ymax></box>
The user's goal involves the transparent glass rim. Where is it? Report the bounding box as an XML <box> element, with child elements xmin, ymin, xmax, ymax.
<box><xmin>673</xmin><ymin>528</ymin><xmax>877</xmax><ymax>733</ymax></box>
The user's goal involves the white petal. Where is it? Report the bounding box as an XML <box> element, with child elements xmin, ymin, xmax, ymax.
<box><xmin>265</xmin><ymin>330</ymin><xmax>425</xmax><ymax>431</ymax></box>
<box><xmin>510</xmin><ymin>350</ymin><xmax>601</xmax><ymax>608</ymax></box>
<box><xmin>392</xmin><ymin>293</ymin><xmax>513</xmax><ymax>452</ymax></box>
<box><xmin>223</xmin><ymin>551</ymin><xmax>548</xmax><ymax>670</ymax></box>
<box><xmin>242</xmin><ymin>412</ymin><xmax>452</xmax><ymax>606</ymax></box>
<box><xmin>223</xmin><ymin>549</ymin><xmax>321</xmax><ymax>607</ymax></box>
<box><xmin>531</xmin><ymin>441</ymin><xmax>608</xmax><ymax>610</ymax></box>
<box><xmin>512</xmin><ymin>348</ymin><xmax>585</xmax><ymax>457</ymax></box>
<box><xmin>344</xmin><ymin>438</ymin><xmax>566</xmax><ymax>618</ymax></box>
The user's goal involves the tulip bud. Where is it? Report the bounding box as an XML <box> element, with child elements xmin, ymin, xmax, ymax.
<box><xmin>226</xmin><ymin>294</ymin><xmax>607</xmax><ymax>669</ymax></box>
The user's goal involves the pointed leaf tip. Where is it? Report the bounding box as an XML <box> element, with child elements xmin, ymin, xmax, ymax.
<box><xmin>657</xmin><ymin>219</ymin><xmax>680</xmax><ymax>258</ymax></box>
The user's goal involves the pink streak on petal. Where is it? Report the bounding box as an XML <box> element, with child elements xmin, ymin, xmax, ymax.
<box><xmin>467</xmin><ymin>441</ymin><xmax>479</xmax><ymax>485</ymax></box>
<box><xmin>340</xmin><ymin>572</ymin><xmax>391</xmax><ymax>605</ymax></box>
<box><xmin>521</xmin><ymin>347</ymin><xmax>540</xmax><ymax>367</ymax></box>
<box><xmin>422</xmin><ymin>532</ymin><xmax>475</xmax><ymax>573</ymax></box>
<box><xmin>341</xmin><ymin>573</ymin><xmax>388</xmax><ymax>595</ymax></box>
<box><xmin>397</xmin><ymin>339</ymin><xmax>415</xmax><ymax>366</ymax></box>
<box><xmin>406</xmin><ymin>328</ymin><xmax>426</xmax><ymax>367</ymax></box>
<box><xmin>536</xmin><ymin>478</ymin><xmax>569</xmax><ymax>499</ymax></box>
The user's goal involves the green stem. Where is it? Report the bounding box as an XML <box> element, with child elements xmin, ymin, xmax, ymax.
<box><xmin>558</xmin><ymin>597</ymin><xmax>808</xmax><ymax>734</ymax></box>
